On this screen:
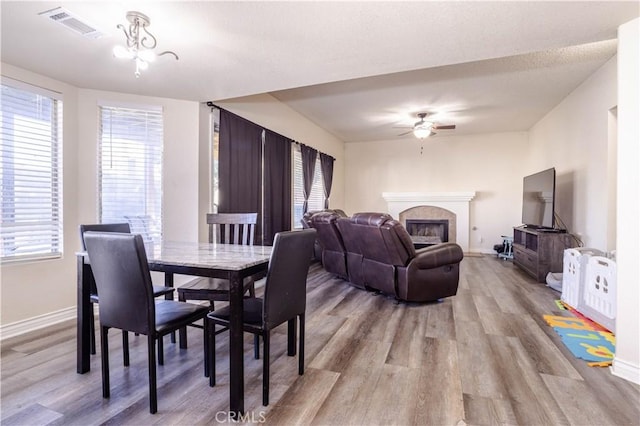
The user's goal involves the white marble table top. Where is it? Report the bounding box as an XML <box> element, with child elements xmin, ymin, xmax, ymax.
<box><xmin>144</xmin><ymin>240</ymin><xmax>272</xmax><ymax>271</ymax></box>
<box><xmin>78</xmin><ymin>240</ymin><xmax>273</xmax><ymax>271</ymax></box>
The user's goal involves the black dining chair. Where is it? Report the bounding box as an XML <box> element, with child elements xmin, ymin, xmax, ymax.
<box><xmin>177</xmin><ymin>213</ymin><xmax>258</xmax><ymax>345</ymax></box>
<box><xmin>83</xmin><ymin>232</ymin><xmax>210</xmax><ymax>414</ymax></box>
<box><xmin>80</xmin><ymin>223</ymin><xmax>175</xmax><ymax>365</ymax></box>
<box><xmin>207</xmin><ymin>229</ymin><xmax>316</xmax><ymax>406</ymax></box>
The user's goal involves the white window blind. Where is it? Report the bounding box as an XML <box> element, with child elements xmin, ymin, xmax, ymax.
<box><xmin>0</xmin><ymin>80</ymin><xmax>63</xmax><ymax>262</ymax></box>
<box><xmin>293</xmin><ymin>144</ymin><xmax>325</xmax><ymax>228</ymax></box>
<box><xmin>98</xmin><ymin>105</ymin><xmax>163</xmax><ymax>243</ymax></box>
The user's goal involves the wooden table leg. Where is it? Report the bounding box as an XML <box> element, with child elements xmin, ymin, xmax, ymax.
<box><xmin>228</xmin><ymin>271</ymin><xmax>245</xmax><ymax>417</ymax></box>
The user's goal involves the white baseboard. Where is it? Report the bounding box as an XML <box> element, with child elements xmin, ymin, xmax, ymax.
<box><xmin>0</xmin><ymin>306</ymin><xmax>76</xmax><ymax>341</ymax></box>
<box><xmin>611</xmin><ymin>357</ymin><xmax>640</xmax><ymax>385</ymax></box>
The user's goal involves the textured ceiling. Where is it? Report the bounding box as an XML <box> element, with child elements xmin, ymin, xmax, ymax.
<box><xmin>1</xmin><ymin>1</ymin><xmax>638</xmax><ymax>141</ymax></box>
<box><xmin>270</xmin><ymin>40</ymin><xmax>619</xmax><ymax>141</ymax></box>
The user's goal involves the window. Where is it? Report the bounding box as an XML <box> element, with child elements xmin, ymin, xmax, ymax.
<box><xmin>0</xmin><ymin>79</ymin><xmax>63</xmax><ymax>262</ymax></box>
<box><xmin>292</xmin><ymin>144</ymin><xmax>325</xmax><ymax>228</ymax></box>
<box><xmin>98</xmin><ymin>105</ymin><xmax>163</xmax><ymax>242</ymax></box>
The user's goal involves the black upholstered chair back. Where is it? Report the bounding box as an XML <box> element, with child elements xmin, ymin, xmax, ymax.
<box><xmin>80</xmin><ymin>223</ymin><xmax>132</xmax><ymax>298</ymax></box>
<box><xmin>83</xmin><ymin>232</ymin><xmax>155</xmax><ymax>335</ymax></box>
<box><xmin>262</xmin><ymin>229</ymin><xmax>316</xmax><ymax>330</ymax></box>
<box><xmin>79</xmin><ymin>223</ymin><xmax>130</xmax><ymax>250</ymax></box>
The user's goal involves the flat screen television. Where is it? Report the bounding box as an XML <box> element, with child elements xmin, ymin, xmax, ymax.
<box><xmin>521</xmin><ymin>167</ymin><xmax>556</xmax><ymax>229</ymax></box>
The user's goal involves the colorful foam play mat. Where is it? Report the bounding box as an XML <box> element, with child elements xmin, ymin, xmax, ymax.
<box><xmin>543</xmin><ymin>306</ymin><xmax>615</xmax><ymax>367</ymax></box>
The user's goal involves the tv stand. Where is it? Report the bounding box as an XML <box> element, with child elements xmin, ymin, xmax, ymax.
<box><xmin>522</xmin><ymin>225</ymin><xmax>566</xmax><ymax>233</ymax></box>
<box><xmin>513</xmin><ymin>226</ymin><xmax>573</xmax><ymax>282</ymax></box>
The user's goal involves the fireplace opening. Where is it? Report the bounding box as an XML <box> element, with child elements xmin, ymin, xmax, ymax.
<box><xmin>405</xmin><ymin>219</ymin><xmax>449</xmax><ymax>248</ymax></box>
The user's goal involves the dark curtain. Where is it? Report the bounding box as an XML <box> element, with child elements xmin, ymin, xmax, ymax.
<box><xmin>263</xmin><ymin>130</ymin><xmax>292</xmax><ymax>245</ymax></box>
<box><xmin>300</xmin><ymin>144</ymin><xmax>318</xmax><ymax>214</ymax></box>
<box><xmin>218</xmin><ymin>109</ymin><xmax>263</xmax><ymax>242</ymax></box>
<box><xmin>320</xmin><ymin>153</ymin><xmax>335</xmax><ymax>209</ymax></box>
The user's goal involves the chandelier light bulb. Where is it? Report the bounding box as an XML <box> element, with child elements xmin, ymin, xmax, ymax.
<box><xmin>113</xmin><ymin>45</ymin><xmax>134</xmax><ymax>59</ymax></box>
<box><xmin>413</xmin><ymin>123</ymin><xmax>433</xmax><ymax>139</ymax></box>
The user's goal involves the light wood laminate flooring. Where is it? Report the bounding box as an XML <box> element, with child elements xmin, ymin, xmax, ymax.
<box><xmin>2</xmin><ymin>255</ymin><xmax>639</xmax><ymax>425</ymax></box>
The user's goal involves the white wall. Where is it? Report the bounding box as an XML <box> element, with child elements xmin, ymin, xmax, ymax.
<box><xmin>214</xmin><ymin>93</ymin><xmax>345</xmax><ymax>212</ymax></box>
<box><xmin>343</xmin><ymin>132</ymin><xmax>529</xmax><ymax>252</ymax></box>
<box><xmin>529</xmin><ymin>57</ymin><xmax>617</xmax><ymax>249</ymax></box>
<box><xmin>529</xmin><ymin>22</ymin><xmax>640</xmax><ymax>384</ymax></box>
<box><xmin>1</xmin><ymin>64</ymin><xmax>201</xmax><ymax>327</ymax></box>
<box><xmin>197</xmin><ymin>104</ymin><xmax>213</xmax><ymax>243</ymax></box>
<box><xmin>613</xmin><ymin>18</ymin><xmax>640</xmax><ymax>384</ymax></box>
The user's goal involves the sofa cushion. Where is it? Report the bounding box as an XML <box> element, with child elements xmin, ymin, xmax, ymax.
<box><xmin>336</xmin><ymin>217</ymin><xmax>366</xmax><ymax>288</ymax></box>
<box><xmin>351</xmin><ymin>212</ymin><xmax>393</xmax><ymax>226</ymax></box>
<box><xmin>379</xmin><ymin>219</ymin><xmax>416</xmax><ymax>266</ymax></box>
<box><xmin>310</xmin><ymin>211</ymin><xmax>348</xmax><ymax>279</ymax></box>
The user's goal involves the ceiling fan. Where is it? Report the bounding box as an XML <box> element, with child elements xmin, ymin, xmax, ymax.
<box><xmin>396</xmin><ymin>112</ymin><xmax>456</xmax><ymax>139</ymax></box>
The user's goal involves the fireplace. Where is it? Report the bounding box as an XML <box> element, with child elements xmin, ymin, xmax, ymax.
<box><xmin>382</xmin><ymin>192</ymin><xmax>476</xmax><ymax>252</ymax></box>
<box><xmin>406</xmin><ymin>219</ymin><xmax>449</xmax><ymax>247</ymax></box>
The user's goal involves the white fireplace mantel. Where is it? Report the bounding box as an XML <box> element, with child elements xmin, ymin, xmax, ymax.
<box><xmin>382</xmin><ymin>192</ymin><xmax>476</xmax><ymax>203</ymax></box>
<box><xmin>382</xmin><ymin>192</ymin><xmax>476</xmax><ymax>252</ymax></box>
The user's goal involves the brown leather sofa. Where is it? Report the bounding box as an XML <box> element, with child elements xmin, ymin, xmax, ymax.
<box><xmin>376</xmin><ymin>214</ymin><xmax>463</xmax><ymax>301</ymax></box>
<box><xmin>315</xmin><ymin>211</ymin><xmax>463</xmax><ymax>302</ymax></box>
<box><xmin>308</xmin><ymin>210</ymin><xmax>349</xmax><ymax>280</ymax></box>
<box><xmin>302</xmin><ymin>209</ymin><xmax>347</xmax><ymax>263</ymax></box>
<box><xmin>335</xmin><ymin>213</ymin><xmax>392</xmax><ymax>289</ymax></box>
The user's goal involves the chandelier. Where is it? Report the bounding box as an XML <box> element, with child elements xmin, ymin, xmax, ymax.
<box><xmin>113</xmin><ymin>11</ymin><xmax>178</xmax><ymax>78</ymax></box>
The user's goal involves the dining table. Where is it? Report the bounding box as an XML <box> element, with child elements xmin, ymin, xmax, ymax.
<box><xmin>76</xmin><ymin>239</ymin><xmax>273</xmax><ymax>416</ymax></box>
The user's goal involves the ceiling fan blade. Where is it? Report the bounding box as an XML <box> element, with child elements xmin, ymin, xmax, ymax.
<box><xmin>433</xmin><ymin>124</ymin><xmax>456</xmax><ymax>130</ymax></box>
<box><xmin>397</xmin><ymin>130</ymin><xmax>413</xmax><ymax>136</ymax></box>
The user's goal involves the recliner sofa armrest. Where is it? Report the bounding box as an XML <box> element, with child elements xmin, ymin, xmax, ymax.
<box><xmin>411</xmin><ymin>242</ymin><xmax>464</xmax><ymax>269</ymax></box>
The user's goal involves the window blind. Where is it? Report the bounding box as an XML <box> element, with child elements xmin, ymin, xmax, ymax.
<box><xmin>98</xmin><ymin>105</ymin><xmax>163</xmax><ymax>243</ymax></box>
<box><xmin>0</xmin><ymin>81</ymin><xmax>63</xmax><ymax>262</ymax></box>
<box><xmin>292</xmin><ymin>144</ymin><xmax>325</xmax><ymax>227</ymax></box>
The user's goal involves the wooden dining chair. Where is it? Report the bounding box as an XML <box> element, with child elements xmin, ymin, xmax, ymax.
<box><xmin>177</xmin><ymin>213</ymin><xmax>258</xmax><ymax>344</ymax></box>
<box><xmin>79</xmin><ymin>223</ymin><xmax>175</xmax><ymax>365</ymax></box>
<box><xmin>83</xmin><ymin>232</ymin><xmax>210</xmax><ymax>414</ymax></box>
<box><xmin>207</xmin><ymin>229</ymin><xmax>316</xmax><ymax>406</ymax></box>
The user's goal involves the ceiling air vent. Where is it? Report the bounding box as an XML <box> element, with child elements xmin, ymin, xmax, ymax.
<box><xmin>38</xmin><ymin>7</ymin><xmax>104</xmax><ymax>39</ymax></box>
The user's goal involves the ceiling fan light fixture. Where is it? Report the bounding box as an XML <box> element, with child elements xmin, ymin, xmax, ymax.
<box><xmin>413</xmin><ymin>122</ymin><xmax>432</xmax><ymax>139</ymax></box>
